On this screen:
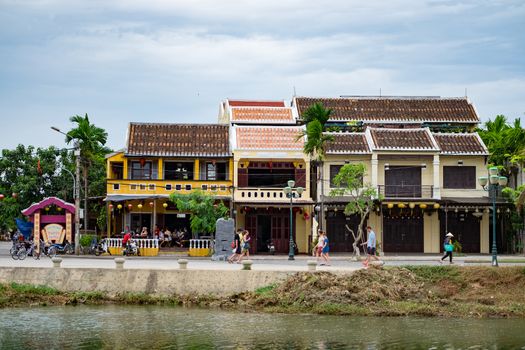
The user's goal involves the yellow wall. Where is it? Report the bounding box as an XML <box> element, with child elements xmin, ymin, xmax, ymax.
<box><xmin>480</xmin><ymin>211</ymin><xmax>490</xmax><ymax>253</ymax></box>
<box><xmin>424</xmin><ymin>212</ymin><xmax>441</xmax><ymax>253</ymax></box>
<box><xmin>323</xmin><ymin>155</ymin><xmax>372</xmax><ymax>197</ymax></box>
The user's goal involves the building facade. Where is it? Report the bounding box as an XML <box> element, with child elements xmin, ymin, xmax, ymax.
<box><xmin>293</xmin><ymin>96</ymin><xmax>497</xmax><ymax>254</ymax></box>
<box><xmin>105</xmin><ymin>123</ymin><xmax>233</xmax><ymax>236</ymax></box>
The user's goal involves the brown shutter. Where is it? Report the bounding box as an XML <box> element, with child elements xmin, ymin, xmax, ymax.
<box><xmin>238</xmin><ymin>168</ymin><xmax>248</xmax><ymax>187</ymax></box>
<box><xmin>295</xmin><ymin>168</ymin><xmax>306</xmax><ymax>188</ymax></box>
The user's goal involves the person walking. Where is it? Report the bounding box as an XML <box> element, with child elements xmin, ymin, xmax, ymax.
<box><xmin>238</xmin><ymin>230</ymin><xmax>251</xmax><ymax>263</ymax></box>
<box><xmin>320</xmin><ymin>231</ymin><xmax>331</xmax><ymax>266</ymax></box>
<box><xmin>363</xmin><ymin>226</ymin><xmax>380</xmax><ymax>267</ymax></box>
<box><xmin>440</xmin><ymin>232</ymin><xmax>454</xmax><ymax>264</ymax></box>
<box><xmin>228</xmin><ymin>229</ymin><xmax>243</xmax><ymax>263</ymax></box>
<box><xmin>316</xmin><ymin>231</ymin><xmax>325</xmax><ymax>263</ymax></box>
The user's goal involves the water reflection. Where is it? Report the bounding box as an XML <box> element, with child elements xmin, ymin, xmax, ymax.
<box><xmin>0</xmin><ymin>306</ymin><xmax>524</xmax><ymax>349</ymax></box>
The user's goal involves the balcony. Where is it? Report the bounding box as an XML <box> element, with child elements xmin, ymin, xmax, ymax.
<box><xmin>378</xmin><ymin>185</ymin><xmax>434</xmax><ymax>199</ymax></box>
<box><xmin>234</xmin><ymin>187</ymin><xmax>310</xmax><ymax>203</ymax></box>
<box><xmin>107</xmin><ymin>179</ymin><xmax>232</xmax><ymax>197</ymax></box>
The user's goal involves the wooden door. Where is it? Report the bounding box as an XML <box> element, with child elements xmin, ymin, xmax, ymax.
<box><xmin>385</xmin><ymin>166</ymin><xmax>421</xmax><ymax>197</ymax></box>
<box><xmin>440</xmin><ymin>211</ymin><xmax>480</xmax><ymax>253</ymax></box>
<box><xmin>326</xmin><ymin>211</ymin><xmax>360</xmax><ymax>252</ymax></box>
<box><xmin>271</xmin><ymin>215</ymin><xmax>292</xmax><ymax>253</ymax></box>
<box><xmin>383</xmin><ymin>216</ymin><xmax>424</xmax><ymax>252</ymax></box>
<box><xmin>245</xmin><ymin>215</ymin><xmax>257</xmax><ymax>254</ymax></box>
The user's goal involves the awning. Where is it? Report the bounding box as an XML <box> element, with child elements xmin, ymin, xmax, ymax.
<box><xmin>441</xmin><ymin>197</ymin><xmax>509</xmax><ymax>206</ymax></box>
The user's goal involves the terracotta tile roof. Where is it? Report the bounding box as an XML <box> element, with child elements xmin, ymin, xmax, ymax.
<box><xmin>231</xmin><ymin>107</ymin><xmax>294</xmax><ymax>124</ymax></box>
<box><xmin>433</xmin><ymin>133</ymin><xmax>488</xmax><ymax>155</ymax></box>
<box><xmin>295</xmin><ymin>97</ymin><xmax>480</xmax><ymax>123</ymax></box>
<box><xmin>126</xmin><ymin>123</ymin><xmax>230</xmax><ymax>157</ymax></box>
<box><xmin>367</xmin><ymin>128</ymin><xmax>439</xmax><ymax>151</ymax></box>
<box><xmin>228</xmin><ymin>100</ymin><xmax>285</xmax><ymax>107</ymax></box>
<box><xmin>235</xmin><ymin>126</ymin><xmax>304</xmax><ymax>150</ymax></box>
<box><xmin>325</xmin><ymin>133</ymin><xmax>370</xmax><ymax>154</ymax></box>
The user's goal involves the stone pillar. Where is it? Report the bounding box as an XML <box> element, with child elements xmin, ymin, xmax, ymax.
<box><xmin>433</xmin><ymin>154</ymin><xmax>441</xmax><ymax>200</ymax></box>
<box><xmin>158</xmin><ymin>159</ymin><xmax>164</xmax><ymax>180</ymax></box>
<box><xmin>194</xmin><ymin>159</ymin><xmax>200</xmax><ymax>180</ymax></box>
<box><xmin>34</xmin><ymin>212</ymin><xmax>40</xmax><ymax>253</ymax></box>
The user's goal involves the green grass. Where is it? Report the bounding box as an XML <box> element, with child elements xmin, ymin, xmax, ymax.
<box><xmin>9</xmin><ymin>283</ymin><xmax>59</xmax><ymax>295</ymax></box>
<box><xmin>402</xmin><ymin>265</ymin><xmax>461</xmax><ymax>283</ymax></box>
<box><xmin>254</xmin><ymin>284</ymin><xmax>276</xmax><ymax>296</ymax></box>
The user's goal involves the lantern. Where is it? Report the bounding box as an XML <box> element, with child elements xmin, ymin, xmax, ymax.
<box><xmin>12</xmin><ymin>193</ymin><xmax>17</xmax><ymax>198</ymax></box>
<box><xmin>433</xmin><ymin>203</ymin><xmax>440</xmax><ymax>210</ymax></box>
<box><xmin>127</xmin><ymin>204</ymin><xmax>133</xmax><ymax>209</ymax></box>
<box><xmin>137</xmin><ymin>203</ymin><xmax>143</xmax><ymax>209</ymax></box>
<box><xmin>109</xmin><ymin>204</ymin><xmax>114</xmax><ymax>209</ymax></box>
<box><xmin>387</xmin><ymin>203</ymin><xmax>394</xmax><ymax>209</ymax></box>
<box><xmin>117</xmin><ymin>204</ymin><xmax>123</xmax><ymax>210</ymax></box>
<box><xmin>0</xmin><ymin>194</ymin><xmax>4</xmax><ymax>200</ymax></box>
<box><xmin>149</xmin><ymin>202</ymin><xmax>154</xmax><ymax>207</ymax></box>
<box><xmin>398</xmin><ymin>203</ymin><xmax>406</xmax><ymax>209</ymax></box>
<box><xmin>45</xmin><ymin>206</ymin><xmax>50</xmax><ymax>211</ymax></box>
<box><xmin>419</xmin><ymin>204</ymin><xmax>427</xmax><ymax>210</ymax></box>
<box><xmin>408</xmin><ymin>203</ymin><xmax>415</xmax><ymax>209</ymax></box>
<box><xmin>57</xmin><ymin>207</ymin><xmax>62</xmax><ymax>212</ymax></box>
<box><xmin>163</xmin><ymin>203</ymin><xmax>168</xmax><ymax>208</ymax></box>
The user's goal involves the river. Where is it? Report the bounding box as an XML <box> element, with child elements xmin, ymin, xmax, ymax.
<box><xmin>0</xmin><ymin>306</ymin><xmax>524</xmax><ymax>349</ymax></box>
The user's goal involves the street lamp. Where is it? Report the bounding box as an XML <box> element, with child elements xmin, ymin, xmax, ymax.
<box><xmin>52</xmin><ymin>126</ymin><xmax>81</xmax><ymax>255</ymax></box>
<box><xmin>283</xmin><ymin>179</ymin><xmax>304</xmax><ymax>261</ymax></box>
<box><xmin>478</xmin><ymin>166</ymin><xmax>507</xmax><ymax>267</ymax></box>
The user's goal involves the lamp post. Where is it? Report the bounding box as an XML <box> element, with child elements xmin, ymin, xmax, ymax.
<box><xmin>283</xmin><ymin>180</ymin><xmax>304</xmax><ymax>261</ymax></box>
<box><xmin>52</xmin><ymin>126</ymin><xmax>81</xmax><ymax>255</ymax></box>
<box><xmin>478</xmin><ymin>166</ymin><xmax>507</xmax><ymax>267</ymax></box>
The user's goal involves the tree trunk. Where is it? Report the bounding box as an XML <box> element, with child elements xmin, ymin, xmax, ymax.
<box><xmin>83</xmin><ymin>165</ymin><xmax>88</xmax><ymax>232</ymax></box>
<box><xmin>352</xmin><ymin>208</ymin><xmax>370</xmax><ymax>260</ymax></box>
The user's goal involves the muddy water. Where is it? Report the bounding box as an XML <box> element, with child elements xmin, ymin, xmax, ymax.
<box><xmin>0</xmin><ymin>306</ymin><xmax>524</xmax><ymax>349</ymax></box>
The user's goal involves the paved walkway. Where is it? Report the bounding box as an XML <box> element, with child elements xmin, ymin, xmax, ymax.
<box><xmin>1</xmin><ymin>242</ymin><xmax>523</xmax><ymax>271</ymax></box>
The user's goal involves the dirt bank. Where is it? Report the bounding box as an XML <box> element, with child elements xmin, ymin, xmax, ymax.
<box><xmin>2</xmin><ymin>266</ymin><xmax>525</xmax><ymax>318</ymax></box>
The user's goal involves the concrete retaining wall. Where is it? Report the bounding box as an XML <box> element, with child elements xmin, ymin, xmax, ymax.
<box><xmin>0</xmin><ymin>267</ymin><xmax>294</xmax><ymax>296</ymax></box>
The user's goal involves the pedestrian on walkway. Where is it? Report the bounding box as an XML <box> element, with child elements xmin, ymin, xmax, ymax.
<box><xmin>320</xmin><ymin>231</ymin><xmax>331</xmax><ymax>266</ymax></box>
<box><xmin>228</xmin><ymin>229</ymin><xmax>243</xmax><ymax>263</ymax></box>
<box><xmin>238</xmin><ymin>230</ymin><xmax>251</xmax><ymax>263</ymax></box>
<box><xmin>316</xmin><ymin>231</ymin><xmax>325</xmax><ymax>262</ymax></box>
<box><xmin>363</xmin><ymin>226</ymin><xmax>380</xmax><ymax>267</ymax></box>
<box><xmin>440</xmin><ymin>232</ymin><xmax>454</xmax><ymax>264</ymax></box>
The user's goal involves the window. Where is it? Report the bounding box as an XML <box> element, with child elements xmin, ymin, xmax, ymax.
<box><xmin>139</xmin><ymin>184</ymin><xmax>146</xmax><ymax>191</ymax></box>
<box><xmin>165</xmin><ymin>184</ymin><xmax>172</xmax><ymax>191</ymax></box>
<box><xmin>131</xmin><ymin>161</ymin><xmax>152</xmax><ymax>180</ymax></box>
<box><xmin>210</xmin><ymin>185</ymin><xmax>218</xmax><ymax>191</ymax></box>
<box><xmin>220</xmin><ymin>185</ymin><xmax>226</xmax><ymax>191</ymax></box>
<box><xmin>113</xmin><ymin>184</ymin><xmax>120</xmax><ymax>190</ymax></box>
<box><xmin>443</xmin><ymin>166</ymin><xmax>476</xmax><ymax>189</ymax></box>
<box><xmin>202</xmin><ymin>162</ymin><xmax>228</xmax><ymax>180</ymax></box>
<box><xmin>175</xmin><ymin>184</ymin><xmax>182</xmax><ymax>191</ymax></box>
<box><xmin>130</xmin><ymin>184</ymin><xmax>137</xmax><ymax>190</ymax></box>
<box><xmin>330</xmin><ymin>165</ymin><xmax>343</xmax><ymax>187</ymax></box>
<box><xmin>185</xmin><ymin>184</ymin><xmax>192</xmax><ymax>191</ymax></box>
<box><xmin>201</xmin><ymin>184</ymin><xmax>208</xmax><ymax>191</ymax></box>
<box><xmin>148</xmin><ymin>184</ymin><xmax>155</xmax><ymax>191</ymax></box>
<box><xmin>111</xmin><ymin>163</ymin><xmax>124</xmax><ymax>179</ymax></box>
<box><xmin>164</xmin><ymin>161</ymin><xmax>194</xmax><ymax>180</ymax></box>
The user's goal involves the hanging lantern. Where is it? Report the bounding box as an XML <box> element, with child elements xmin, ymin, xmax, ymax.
<box><xmin>163</xmin><ymin>203</ymin><xmax>168</xmax><ymax>208</ymax></box>
<box><xmin>149</xmin><ymin>201</ymin><xmax>154</xmax><ymax>207</ymax></box>
<box><xmin>0</xmin><ymin>194</ymin><xmax>4</xmax><ymax>200</ymax></box>
<box><xmin>45</xmin><ymin>206</ymin><xmax>50</xmax><ymax>211</ymax></box>
<box><xmin>117</xmin><ymin>204</ymin><xmax>123</xmax><ymax>210</ymax></box>
<box><xmin>465</xmin><ymin>208</ymin><xmax>469</xmax><ymax>213</ymax></box>
<box><xmin>12</xmin><ymin>193</ymin><xmax>18</xmax><ymax>199</ymax></box>
<box><xmin>398</xmin><ymin>203</ymin><xmax>406</xmax><ymax>209</ymax></box>
<box><xmin>387</xmin><ymin>203</ymin><xmax>394</xmax><ymax>209</ymax></box>
<box><xmin>109</xmin><ymin>204</ymin><xmax>114</xmax><ymax>209</ymax></box>
<box><xmin>128</xmin><ymin>203</ymin><xmax>133</xmax><ymax>209</ymax></box>
<box><xmin>409</xmin><ymin>203</ymin><xmax>415</xmax><ymax>209</ymax></box>
<box><xmin>138</xmin><ymin>203</ymin><xmax>143</xmax><ymax>209</ymax></box>
<box><xmin>419</xmin><ymin>204</ymin><xmax>427</xmax><ymax>210</ymax></box>
<box><xmin>433</xmin><ymin>203</ymin><xmax>440</xmax><ymax>209</ymax></box>
<box><xmin>57</xmin><ymin>207</ymin><xmax>62</xmax><ymax>212</ymax></box>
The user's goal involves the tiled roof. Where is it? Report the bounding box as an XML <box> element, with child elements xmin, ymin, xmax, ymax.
<box><xmin>231</xmin><ymin>107</ymin><xmax>294</xmax><ymax>124</ymax></box>
<box><xmin>126</xmin><ymin>123</ymin><xmax>230</xmax><ymax>157</ymax></box>
<box><xmin>367</xmin><ymin>128</ymin><xmax>439</xmax><ymax>151</ymax></box>
<box><xmin>294</xmin><ymin>97</ymin><xmax>480</xmax><ymax>123</ymax></box>
<box><xmin>325</xmin><ymin>133</ymin><xmax>370</xmax><ymax>154</ymax></box>
<box><xmin>228</xmin><ymin>100</ymin><xmax>285</xmax><ymax>107</ymax></box>
<box><xmin>433</xmin><ymin>133</ymin><xmax>488</xmax><ymax>155</ymax></box>
<box><xmin>235</xmin><ymin>126</ymin><xmax>304</xmax><ymax>150</ymax></box>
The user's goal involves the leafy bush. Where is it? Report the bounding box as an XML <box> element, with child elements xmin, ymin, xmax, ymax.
<box><xmin>80</xmin><ymin>234</ymin><xmax>96</xmax><ymax>247</ymax></box>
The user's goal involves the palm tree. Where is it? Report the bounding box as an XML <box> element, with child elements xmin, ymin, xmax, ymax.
<box><xmin>66</xmin><ymin>114</ymin><xmax>108</xmax><ymax>232</ymax></box>
<box><xmin>298</xmin><ymin>102</ymin><xmax>334</xmax><ymax>231</ymax></box>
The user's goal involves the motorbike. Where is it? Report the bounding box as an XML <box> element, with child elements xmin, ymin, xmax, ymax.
<box><xmin>267</xmin><ymin>240</ymin><xmax>276</xmax><ymax>255</ymax></box>
<box><xmin>90</xmin><ymin>238</ymin><xmax>111</xmax><ymax>256</ymax></box>
<box><xmin>122</xmin><ymin>239</ymin><xmax>140</xmax><ymax>256</ymax></box>
<box><xmin>48</xmin><ymin>241</ymin><xmax>74</xmax><ymax>258</ymax></box>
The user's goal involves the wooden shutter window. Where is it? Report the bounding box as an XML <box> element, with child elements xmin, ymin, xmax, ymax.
<box><xmin>443</xmin><ymin>166</ymin><xmax>476</xmax><ymax>189</ymax></box>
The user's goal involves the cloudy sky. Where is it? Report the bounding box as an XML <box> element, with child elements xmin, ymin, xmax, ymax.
<box><xmin>0</xmin><ymin>0</ymin><xmax>524</xmax><ymax>150</ymax></box>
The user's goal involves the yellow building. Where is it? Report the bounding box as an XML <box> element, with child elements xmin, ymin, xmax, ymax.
<box><xmin>105</xmin><ymin>123</ymin><xmax>233</xmax><ymax>236</ymax></box>
<box><xmin>293</xmin><ymin>96</ymin><xmax>497</xmax><ymax>254</ymax></box>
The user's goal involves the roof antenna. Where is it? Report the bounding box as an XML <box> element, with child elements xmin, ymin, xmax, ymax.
<box><xmin>379</xmin><ymin>88</ymin><xmax>382</xmax><ymax>97</ymax></box>
<box><xmin>464</xmin><ymin>87</ymin><xmax>467</xmax><ymax>97</ymax></box>
<box><xmin>293</xmin><ymin>85</ymin><xmax>297</xmax><ymax>97</ymax></box>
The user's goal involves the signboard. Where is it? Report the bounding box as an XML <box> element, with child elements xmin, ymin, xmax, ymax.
<box><xmin>42</xmin><ymin>223</ymin><xmax>65</xmax><ymax>243</ymax></box>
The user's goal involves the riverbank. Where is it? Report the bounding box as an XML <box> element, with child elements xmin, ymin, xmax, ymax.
<box><xmin>1</xmin><ymin>266</ymin><xmax>524</xmax><ymax>317</ymax></box>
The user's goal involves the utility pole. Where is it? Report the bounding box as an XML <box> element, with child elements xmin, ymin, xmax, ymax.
<box><xmin>74</xmin><ymin>141</ymin><xmax>81</xmax><ymax>255</ymax></box>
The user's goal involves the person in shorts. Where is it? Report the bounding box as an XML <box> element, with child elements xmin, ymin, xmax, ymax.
<box><xmin>228</xmin><ymin>229</ymin><xmax>243</xmax><ymax>263</ymax></box>
<box><xmin>364</xmin><ymin>226</ymin><xmax>380</xmax><ymax>267</ymax></box>
<box><xmin>320</xmin><ymin>231</ymin><xmax>331</xmax><ymax>266</ymax></box>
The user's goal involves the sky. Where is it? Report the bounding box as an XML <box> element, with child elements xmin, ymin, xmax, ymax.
<box><xmin>0</xmin><ymin>0</ymin><xmax>524</xmax><ymax>151</ymax></box>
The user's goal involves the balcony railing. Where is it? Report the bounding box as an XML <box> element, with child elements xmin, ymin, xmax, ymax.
<box><xmin>235</xmin><ymin>187</ymin><xmax>306</xmax><ymax>201</ymax></box>
<box><xmin>378</xmin><ymin>185</ymin><xmax>433</xmax><ymax>199</ymax></box>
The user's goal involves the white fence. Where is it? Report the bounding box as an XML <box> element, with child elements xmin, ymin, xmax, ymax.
<box><xmin>189</xmin><ymin>239</ymin><xmax>214</xmax><ymax>250</ymax></box>
<box><xmin>108</xmin><ymin>238</ymin><xmax>159</xmax><ymax>249</ymax></box>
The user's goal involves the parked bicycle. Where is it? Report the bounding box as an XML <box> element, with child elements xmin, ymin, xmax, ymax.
<box><xmin>11</xmin><ymin>241</ymin><xmax>28</xmax><ymax>260</ymax></box>
<box><xmin>89</xmin><ymin>238</ymin><xmax>111</xmax><ymax>256</ymax></box>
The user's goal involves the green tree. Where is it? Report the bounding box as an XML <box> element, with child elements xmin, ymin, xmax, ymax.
<box><xmin>329</xmin><ymin>163</ymin><xmax>380</xmax><ymax>259</ymax></box>
<box><xmin>477</xmin><ymin>115</ymin><xmax>525</xmax><ymax>188</ymax></box>
<box><xmin>0</xmin><ymin>145</ymin><xmax>72</xmax><ymax>232</ymax></box>
<box><xmin>65</xmin><ymin>114</ymin><xmax>108</xmax><ymax>231</ymax></box>
<box><xmin>170</xmin><ymin>190</ymin><xmax>229</xmax><ymax>238</ymax></box>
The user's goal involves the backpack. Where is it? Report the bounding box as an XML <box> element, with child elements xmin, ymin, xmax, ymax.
<box><xmin>230</xmin><ymin>241</ymin><xmax>236</xmax><ymax>249</ymax></box>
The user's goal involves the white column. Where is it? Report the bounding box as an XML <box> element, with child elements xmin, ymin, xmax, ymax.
<box><xmin>371</xmin><ymin>153</ymin><xmax>378</xmax><ymax>197</ymax></box>
<box><xmin>433</xmin><ymin>154</ymin><xmax>440</xmax><ymax>199</ymax></box>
